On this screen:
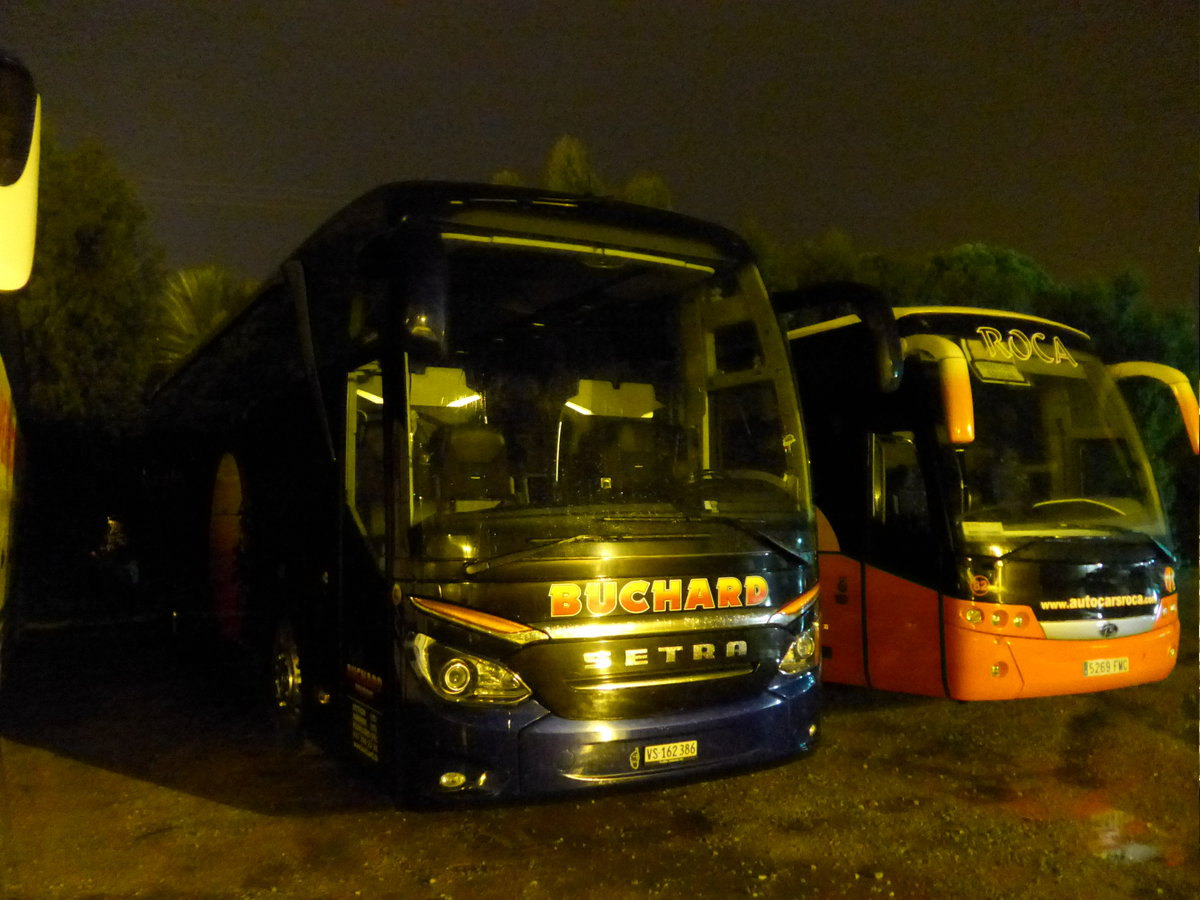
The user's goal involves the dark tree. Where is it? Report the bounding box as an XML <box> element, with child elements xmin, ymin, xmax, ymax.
<box><xmin>155</xmin><ymin>264</ymin><xmax>256</xmax><ymax>374</ymax></box>
<box><xmin>12</xmin><ymin>133</ymin><xmax>164</xmax><ymax>435</ymax></box>
<box><xmin>492</xmin><ymin>135</ymin><xmax>672</xmax><ymax>209</ymax></box>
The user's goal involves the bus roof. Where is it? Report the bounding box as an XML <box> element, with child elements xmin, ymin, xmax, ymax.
<box><xmin>149</xmin><ymin>181</ymin><xmax>756</xmax><ymax>423</ymax></box>
<box><xmin>892</xmin><ymin>306</ymin><xmax>1091</xmax><ymax>340</ymax></box>
<box><xmin>293</xmin><ymin>180</ymin><xmax>752</xmax><ymax>267</ymax></box>
<box><xmin>788</xmin><ymin>305</ymin><xmax>1091</xmax><ymax>343</ymax></box>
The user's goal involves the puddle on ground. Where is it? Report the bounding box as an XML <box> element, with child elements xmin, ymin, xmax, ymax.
<box><xmin>1002</xmin><ymin>786</ymin><xmax>1185</xmax><ymax>867</ymax></box>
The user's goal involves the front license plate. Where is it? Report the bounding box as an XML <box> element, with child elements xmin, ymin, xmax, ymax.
<box><xmin>1083</xmin><ymin>656</ymin><xmax>1129</xmax><ymax>677</ymax></box>
<box><xmin>643</xmin><ymin>739</ymin><xmax>698</xmax><ymax>765</ymax></box>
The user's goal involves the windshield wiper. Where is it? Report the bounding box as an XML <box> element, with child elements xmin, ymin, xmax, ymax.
<box><xmin>463</xmin><ymin>511</ymin><xmax>812</xmax><ymax>575</ymax></box>
<box><xmin>1061</xmin><ymin>523</ymin><xmax>1173</xmax><ymax>561</ymax></box>
<box><xmin>993</xmin><ymin>526</ymin><xmax>1172</xmax><ymax>562</ymax></box>
<box><xmin>465</xmin><ymin>533</ymin><xmax>603</xmax><ymax>575</ymax></box>
<box><xmin>699</xmin><ymin>515</ymin><xmax>811</xmax><ymax>569</ymax></box>
<box><xmin>465</xmin><ymin>529</ymin><xmax>697</xmax><ymax>575</ymax></box>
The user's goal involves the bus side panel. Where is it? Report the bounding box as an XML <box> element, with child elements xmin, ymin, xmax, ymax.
<box><xmin>864</xmin><ymin>566</ymin><xmax>945</xmax><ymax>696</ymax></box>
<box><xmin>818</xmin><ymin>552</ymin><xmax>867</xmax><ymax>686</ymax></box>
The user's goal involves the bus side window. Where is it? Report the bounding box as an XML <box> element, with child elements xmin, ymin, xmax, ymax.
<box><xmin>710</xmin><ymin>382</ymin><xmax>786</xmax><ymax>476</ymax></box>
<box><xmin>347</xmin><ymin>363</ymin><xmax>387</xmax><ymax>568</ymax></box>
<box><xmin>871</xmin><ymin>432</ymin><xmax>934</xmax><ymax>576</ymax></box>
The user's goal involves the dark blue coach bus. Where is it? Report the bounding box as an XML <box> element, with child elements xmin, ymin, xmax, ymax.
<box><xmin>146</xmin><ymin>182</ymin><xmax>820</xmax><ymax>803</ymax></box>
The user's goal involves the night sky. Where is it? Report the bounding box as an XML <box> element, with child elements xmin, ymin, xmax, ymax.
<box><xmin>3</xmin><ymin>1</ymin><xmax>1196</xmax><ymax>305</ymax></box>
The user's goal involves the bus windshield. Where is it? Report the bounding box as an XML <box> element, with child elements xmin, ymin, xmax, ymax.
<box><xmin>951</xmin><ymin>345</ymin><xmax>1168</xmax><ymax>546</ymax></box>
<box><xmin>356</xmin><ymin>230</ymin><xmax>808</xmax><ymax>571</ymax></box>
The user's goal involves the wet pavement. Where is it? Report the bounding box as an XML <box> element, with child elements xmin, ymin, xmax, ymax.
<box><xmin>0</xmin><ymin>590</ymin><xmax>1196</xmax><ymax>899</ymax></box>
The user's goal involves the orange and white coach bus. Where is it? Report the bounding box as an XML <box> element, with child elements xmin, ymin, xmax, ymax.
<box><xmin>0</xmin><ymin>51</ymin><xmax>39</xmax><ymax>687</ymax></box>
<box><xmin>774</xmin><ymin>282</ymin><xmax>1196</xmax><ymax>700</ymax></box>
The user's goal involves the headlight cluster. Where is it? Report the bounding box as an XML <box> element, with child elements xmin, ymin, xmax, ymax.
<box><xmin>411</xmin><ymin>633</ymin><xmax>531</xmax><ymax>704</ymax></box>
<box><xmin>779</xmin><ymin>621</ymin><xmax>820</xmax><ymax>675</ymax></box>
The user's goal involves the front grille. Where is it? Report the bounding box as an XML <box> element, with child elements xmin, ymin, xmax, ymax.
<box><xmin>515</xmin><ymin>626</ymin><xmax>788</xmax><ymax>719</ymax></box>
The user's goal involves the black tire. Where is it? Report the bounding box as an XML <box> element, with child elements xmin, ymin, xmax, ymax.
<box><xmin>0</xmin><ymin>612</ymin><xmax>23</xmax><ymax>725</ymax></box>
<box><xmin>269</xmin><ymin>616</ymin><xmax>305</xmax><ymax>739</ymax></box>
<box><xmin>208</xmin><ymin>453</ymin><xmax>250</xmax><ymax>646</ymax></box>
<box><xmin>0</xmin><ymin>614</ymin><xmax>8</xmax><ymax>702</ymax></box>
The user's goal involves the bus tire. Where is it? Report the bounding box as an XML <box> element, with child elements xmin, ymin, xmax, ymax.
<box><xmin>0</xmin><ymin>612</ymin><xmax>22</xmax><ymax>725</ymax></box>
<box><xmin>209</xmin><ymin>453</ymin><xmax>249</xmax><ymax>645</ymax></box>
<box><xmin>269</xmin><ymin>615</ymin><xmax>305</xmax><ymax>740</ymax></box>
<box><xmin>0</xmin><ymin>614</ymin><xmax>8</xmax><ymax>702</ymax></box>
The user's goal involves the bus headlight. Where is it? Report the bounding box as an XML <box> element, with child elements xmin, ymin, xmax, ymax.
<box><xmin>779</xmin><ymin>624</ymin><xmax>819</xmax><ymax>675</ymax></box>
<box><xmin>439</xmin><ymin>658</ymin><xmax>473</xmax><ymax>695</ymax></box>
<box><xmin>412</xmin><ymin>633</ymin><xmax>531</xmax><ymax>704</ymax></box>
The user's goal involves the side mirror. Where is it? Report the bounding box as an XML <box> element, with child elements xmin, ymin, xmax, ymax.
<box><xmin>903</xmin><ymin>334</ymin><xmax>975</xmax><ymax>444</ymax></box>
<box><xmin>361</xmin><ymin>224</ymin><xmax>448</xmax><ymax>359</ymax></box>
<box><xmin>0</xmin><ymin>52</ymin><xmax>40</xmax><ymax>291</ymax></box>
<box><xmin>774</xmin><ymin>281</ymin><xmax>903</xmax><ymax>393</ymax></box>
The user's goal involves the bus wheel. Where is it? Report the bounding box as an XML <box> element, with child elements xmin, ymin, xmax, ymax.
<box><xmin>0</xmin><ymin>617</ymin><xmax>8</xmax><ymax>699</ymax></box>
<box><xmin>270</xmin><ymin>617</ymin><xmax>304</xmax><ymax>736</ymax></box>
<box><xmin>209</xmin><ymin>453</ymin><xmax>249</xmax><ymax>644</ymax></box>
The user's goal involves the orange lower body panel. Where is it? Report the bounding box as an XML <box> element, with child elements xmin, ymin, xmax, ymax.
<box><xmin>819</xmin><ymin>549</ymin><xmax>1181</xmax><ymax>700</ymax></box>
<box><xmin>943</xmin><ymin>618</ymin><xmax>1180</xmax><ymax>700</ymax></box>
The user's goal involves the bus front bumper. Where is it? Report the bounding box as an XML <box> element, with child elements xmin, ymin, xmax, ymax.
<box><xmin>404</xmin><ymin>671</ymin><xmax>819</xmax><ymax>802</ymax></box>
<box><xmin>944</xmin><ymin>618</ymin><xmax>1180</xmax><ymax>700</ymax></box>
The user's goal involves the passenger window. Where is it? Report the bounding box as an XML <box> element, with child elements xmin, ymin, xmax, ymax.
<box><xmin>873</xmin><ymin>433</ymin><xmax>929</xmax><ymax>524</ymax></box>
<box><xmin>713</xmin><ymin>320</ymin><xmax>761</xmax><ymax>374</ymax></box>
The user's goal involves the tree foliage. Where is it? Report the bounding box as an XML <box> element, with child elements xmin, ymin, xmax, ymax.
<box><xmin>618</xmin><ymin>170</ymin><xmax>673</xmax><ymax>210</ymax></box>
<box><xmin>11</xmin><ymin>133</ymin><xmax>165</xmax><ymax>434</ymax></box>
<box><xmin>543</xmin><ymin>135</ymin><xmax>604</xmax><ymax>195</ymax></box>
<box><xmin>492</xmin><ymin>135</ymin><xmax>672</xmax><ymax>209</ymax></box>
<box><xmin>155</xmin><ymin>264</ymin><xmax>256</xmax><ymax>373</ymax></box>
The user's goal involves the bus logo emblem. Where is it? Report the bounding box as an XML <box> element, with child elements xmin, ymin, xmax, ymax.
<box><xmin>1099</xmin><ymin>623</ymin><xmax>1119</xmax><ymax>638</ymax></box>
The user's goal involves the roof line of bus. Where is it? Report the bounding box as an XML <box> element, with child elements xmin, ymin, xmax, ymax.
<box><xmin>892</xmin><ymin>306</ymin><xmax>1091</xmax><ymax>339</ymax></box>
<box><xmin>298</xmin><ymin>179</ymin><xmax>752</xmax><ymax>263</ymax></box>
<box><xmin>787</xmin><ymin>305</ymin><xmax>1091</xmax><ymax>342</ymax></box>
<box><xmin>149</xmin><ymin>180</ymin><xmax>754</xmax><ymax>404</ymax></box>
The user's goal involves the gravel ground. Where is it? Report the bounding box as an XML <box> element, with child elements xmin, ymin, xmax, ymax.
<box><xmin>0</xmin><ymin>576</ymin><xmax>1196</xmax><ymax>899</ymax></box>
